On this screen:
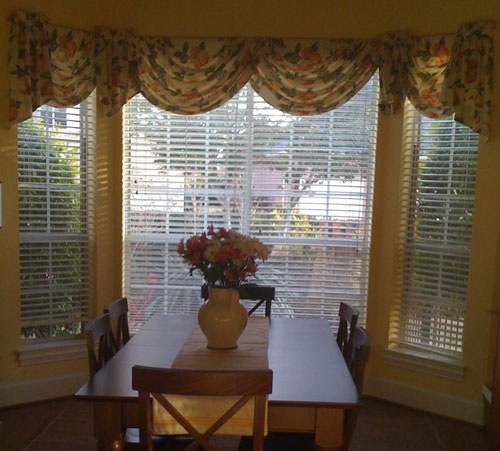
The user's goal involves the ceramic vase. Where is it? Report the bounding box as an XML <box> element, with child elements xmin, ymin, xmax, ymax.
<box><xmin>198</xmin><ymin>287</ymin><xmax>248</xmax><ymax>349</ymax></box>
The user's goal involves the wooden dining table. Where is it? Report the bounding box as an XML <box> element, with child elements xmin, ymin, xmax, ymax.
<box><xmin>75</xmin><ymin>314</ymin><xmax>359</xmax><ymax>450</ymax></box>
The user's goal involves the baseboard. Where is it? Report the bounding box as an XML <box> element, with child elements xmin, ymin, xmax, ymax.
<box><xmin>364</xmin><ymin>375</ymin><xmax>485</xmax><ymax>426</ymax></box>
<box><xmin>0</xmin><ymin>371</ymin><xmax>88</xmax><ymax>408</ymax></box>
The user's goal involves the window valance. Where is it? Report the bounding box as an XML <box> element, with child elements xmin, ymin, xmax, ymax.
<box><xmin>8</xmin><ymin>10</ymin><xmax>494</xmax><ymax>136</ymax></box>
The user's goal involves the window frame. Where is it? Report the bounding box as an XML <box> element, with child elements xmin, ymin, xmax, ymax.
<box><xmin>122</xmin><ymin>79</ymin><xmax>379</xmax><ymax>332</ymax></box>
<box><xmin>17</xmin><ymin>96</ymin><xmax>96</xmax><ymax>349</ymax></box>
<box><xmin>387</xmin><ymin>101</ymin><xmax>479</xmax><ymax>377</ymax></box>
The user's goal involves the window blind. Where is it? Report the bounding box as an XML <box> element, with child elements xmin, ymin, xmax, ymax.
<box><xmin>123</xmin><ymin>78</ymin><xmax>378</xmax><ymax>332</ymax></box>
<box><xmin>18</xmin><ymin>97</ymin><xmax>95</xmax><ymax>341</ymax></box>
<box><xmin>393</xmin><ymin>102</ymin><xmax>479</xmax><ymax>357</ymax></box>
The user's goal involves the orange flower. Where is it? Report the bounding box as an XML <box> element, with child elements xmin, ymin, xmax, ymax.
<box><xmin>112</xmin><ymin>67</ymin><xmax>122</xmax><ymax>88</ymax></box>
<box><xmin>181</xmin><ymin>89</ymin><xmax>200</xmax><ymax>102</ymax></box>
<box><xmin>241</xmin><ymin>53</ymin><xmax>252</xmax><ymax>69</ymax></box>
<box><xmin>465</xmin><ymin>59</ymin><xmax>478</xmax><ymax>84</ymax></box>
<box><xmin>53</xmin><ymin>34</ymin><xmax>77</xmax><ymax>63</ymax></box>
<box><xmin>421</xmin><ymin>88</ymin><xmax>440</xmax><ymax>108</ymax></box>
<box><xmin>430</xmin><ymin>42</ymin><xmax>450</xmax><ymax>66</ymax></box>
<box><xmin>334</xmin><ymin>47</ymin><xmax>353</xmax><ymax>60</ymax></box>
<box><xmin>360</xmin><ymin>55</ymin><xmax>373</xmax><ymax>71</ymax></box>
<box><xmin>8</xmin><ymin>99</ymin><xmax>18</xmax><ymax>122</ymax></box>
<box><xmin>302</xmin><ymin>46</ymin><xmax>321</xmax><ymax>66</ymax></box>
<box><xmin>190</xmin><ymin>45</ymin><xmax>209</xmax><ymax>68</ymax></box>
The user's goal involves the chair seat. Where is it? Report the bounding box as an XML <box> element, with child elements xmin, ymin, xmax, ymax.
<box><xmin>239</xmin><ymin>432</ymin><xmax>315</xmax><ymax>451</ymax></box>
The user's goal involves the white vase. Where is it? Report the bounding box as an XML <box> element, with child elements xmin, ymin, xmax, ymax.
<box><xmin>198</xmin><ymin>287</ymin><xmax>248</xmax><ymax>349</ymax></box>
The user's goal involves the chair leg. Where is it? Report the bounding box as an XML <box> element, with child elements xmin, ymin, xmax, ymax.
<box><xmin>252</xmin><ymin>395</ymin><xmax>266</xmax><ymax>451</ymax></box>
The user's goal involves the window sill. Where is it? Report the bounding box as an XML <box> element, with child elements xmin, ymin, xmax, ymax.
<box><xmin>19</xmin><ymin>339</ymin><xmax>87</xmax><ymax>366</ymax></box>
<box><xmin>383</xmin><ymin>346</ymin><xmax>464</xmax><ymax>381</ymax></box>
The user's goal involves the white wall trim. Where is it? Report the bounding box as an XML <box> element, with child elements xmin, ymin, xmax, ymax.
<box><xmin>383</xmin><ymin>347</ymin><xmax>464</xmax><ymax>381</ymax></box>
<box><xmin>19</xmin><ymin>339</ymin><xmax>87</xmax><ymax>366</ymax></box>
<box><xmin>0</xmin><ymin>371</ymin><xmax>88</xmax><ymax>408</ymax></box>
<box><xmin>364</xmin><ymin>375</ymin><xmax>485</xmax><ymax>426</ymax></box>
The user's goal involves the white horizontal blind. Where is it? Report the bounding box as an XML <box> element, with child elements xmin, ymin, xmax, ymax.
<box><xmin>18</xmin><ymin>97</ymin><xmax>95</xmax><ymax>341</ymax></box>
<box><xmin>123</xmin><ymin>77</ymin><xmax>378</xmax><ymax>332</ymax></box>
<box><xmin>394</xmin><ymin>102</ymin><xmax>478</xmax><ymax>357</ymax></box>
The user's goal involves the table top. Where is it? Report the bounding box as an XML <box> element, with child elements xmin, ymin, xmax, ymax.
<box><xmin>75</xmin><ymin>315</ymin><xmax>359</xmax><ymax>408</ymax></box>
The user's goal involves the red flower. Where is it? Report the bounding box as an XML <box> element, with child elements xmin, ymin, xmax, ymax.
<box><xmin>199</xmin><ymin>233</ymin><xmax>207</xmax><ymax>250</ymax></box>
<box><xmin>177</xmin><ymin>240</ymin><xmax>185</xmax><ymax>255</ymax></box>
<box><xmin>246</xmin><ymin>262</ymin><xmax>257</xmax><ymax>274</ymax></box>
<box><xmin>208</xmin><ymin>225</ymin><xmax>215</xmax><ymax>236</ymax></box>
<box><xmin>218</xmin><ymin>227</ymin><xmax>229</xmax><ymax>238</ymax></box>
<box><xmin>190</xmin><ymin>252</ymin><xmax>201</xmax><ymax>265</ymax></box>
<box><xmin>186</xmin><ymin>237</ymin><xmax>198</xmax><ymax>251</ymax></box>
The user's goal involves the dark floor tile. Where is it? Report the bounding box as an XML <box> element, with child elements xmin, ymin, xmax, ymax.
<box><xmin>430</xmin><ymin>414</ymin><xmax>487</xmax><ymax>451</ymax></box>
<box><xmin>350</xmin><ymin>399</ymin><xmax>444</xmax><ymax>451</ymax></box>
<box><xmin>24</xmin><ymin>400</ymin><xmax>96</xmax><ymax>451</ymax></box>
<box><xmin>0</xmin><ymin>398</ymin><xmax>73</xmax><ymax>451</ymax></box>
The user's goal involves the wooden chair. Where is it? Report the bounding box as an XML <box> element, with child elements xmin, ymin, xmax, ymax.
<box><xmin>342</xmin><ymin>326</ymin><xmax>371</xmax><ymax>451</ymax></box>
<box><xmin>85</xmin><ymin>313</ymin><xmax>117</xmax><ymax>378</ymax></box>
<box><xmin>133</xmin><ymin>366</ymin><xmax>273</xmax><ymax>451</ymax></box>
<box><xmin>336</xmin><ymin>302</ymin><xmax>359</xmax><ymax>369</ymax></box>
<box><xmin>240</xmin><ymin>327</ymin><xmax>371</xmax><ymax>451</ymax></box>
<box><xmin>201</xmin><ymin>284</ymin><xmax>275</xmax><ymax>318</ymax></box>
<box><xmin>104</xmin><ymin>297</ymin><xmax>130</xmax><ymax>349</ymax></box>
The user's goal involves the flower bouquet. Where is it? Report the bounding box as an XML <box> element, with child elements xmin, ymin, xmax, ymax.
<box><xmin>177</xmin><ymin>226</ymin><xmax>271</xmax><ymax>349</ymax></box>
<box><xmin>177</xmin><ymin>226</ymin><xmax>271</xmax><ymax>288</ymax></box>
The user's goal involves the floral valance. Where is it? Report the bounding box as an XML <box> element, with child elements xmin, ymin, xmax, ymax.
<box><xmin>8</xmin><ymin>10</ymin><xmax>495</xmax><ymax>137</ymax></box>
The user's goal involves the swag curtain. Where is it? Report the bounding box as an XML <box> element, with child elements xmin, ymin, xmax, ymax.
<box><xmin>8</xmin><ymin>10</ymin><xmax>495</xmax><ymax>136</ymax></box>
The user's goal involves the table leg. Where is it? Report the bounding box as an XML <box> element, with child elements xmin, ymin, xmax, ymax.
<box><xmin>315</xmin><ymin>407</ymin><xmax>343</xmax><ymax>451</ymax></box>
<box><xmin>94</xmin><ymin>401</ymin><xmax>124</xmax><ymax>451</ymax></box>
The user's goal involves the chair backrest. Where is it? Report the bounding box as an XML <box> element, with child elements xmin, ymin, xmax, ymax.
<box><xmin>336</xmin><ymin>302</ymin><xmax>359</xmax><ymax>367</ymax></box>
<box><xmin>85</xmin><ymin>313</ymin><xmax>116</xmax><ymax>378</ymax></box>
<box><xmin>105</xmin><ymin>297</ymin><xmax>130</xmax><ymax>349</ymax></box>
<box><xmin>342</xmin><ymin>326</ymin><xmax>371</xmax><ymax>451</ymax></box>
<box><xmin>349</xmin><ymin>326</ymin><xmax>371</xmax><ymax>393</ymax></box>
<box><xmin>201</xmin><ymin>285</ymin><xmax>275</xmax><ymax>318</ymax></box>
<box><xmin>132</xmin><ymin>366</ymin><xmax>273</xmax><ymax>451</ymax></box>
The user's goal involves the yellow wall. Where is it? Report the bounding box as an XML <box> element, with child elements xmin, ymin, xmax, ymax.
<box><xmin>0</xmin><ymin>0</ymin><xmax>499</xmax><ymax>414</ymax></box>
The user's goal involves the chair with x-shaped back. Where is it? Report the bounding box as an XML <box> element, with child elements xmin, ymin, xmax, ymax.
<box><xmin>201</xmin><ymin>284</ymin><xmax>275</xmax><ymax>318</ymax></box>
<box><xmin>104</xmin><ymin>297</ymin><xmax>130</xmax><ymax>350</ymax></box>
<box><xmin>336</xmin><ymin>302</ymin><xmax>360</xmax><ymax>369</ymax></box>
<box><xmin>85</xmin><ymin>313</ymin><xmax>117</xmax><ymax>378</ymax></box>
<box><xmin>133</xmin><ymin>366</ymin><xmax>273</xmax><ymax>451</ymax></box>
